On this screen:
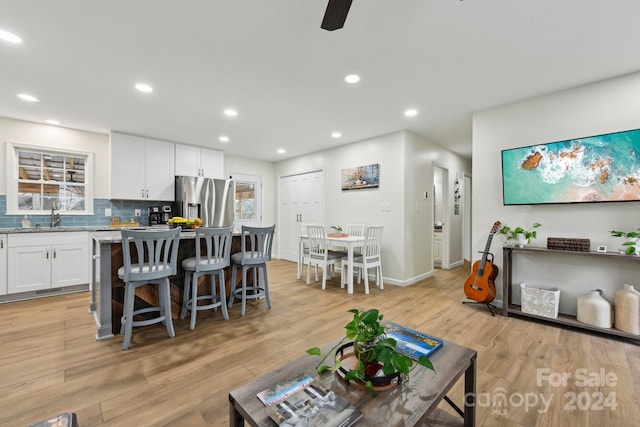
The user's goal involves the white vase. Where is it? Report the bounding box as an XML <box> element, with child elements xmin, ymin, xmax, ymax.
<box><xmin>614</xmin><ymin>284</ymin><xmax>640</xmax><ymax>335</ymax></box>
<box><xmin>514</xmin><ymin>233</ymin><xmax>527</xmax><ymax>247</ymax></box>
<box><xmin>577</xmin><ymin>289</ymin><xmax>612</xmax><ymax>328</ymax></box>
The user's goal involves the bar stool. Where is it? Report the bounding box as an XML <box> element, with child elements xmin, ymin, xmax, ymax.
<box><xmin>180</xmin><ymin>226</ymin><xmax>233</xmax><ymax>330</ymax></box>
<box><xmin>118</xmin><ymin>228</ymin><xmax>180</xmax><ymax>350</ymax></box>
<box><xmin>228</xmin><ymin>225</ymin><xmax>275</xmax><ymax>316</ymax></box>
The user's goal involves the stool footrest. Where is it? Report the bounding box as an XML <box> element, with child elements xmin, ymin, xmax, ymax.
<box><xmin>122</xmin><ymin>306</ymin><xmax>168</xmax><ymax>328</ymax></box>
<box><xmin>185</xmin><ymin>295</ymin><xmax>226</xmax><ymax>311</ymax></box>
<box><xmin>233</xmin><ymin>286</ymin><xmax>266</xmax><ymax>301</ymax></box>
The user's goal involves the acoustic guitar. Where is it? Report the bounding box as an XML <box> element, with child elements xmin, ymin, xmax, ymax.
<box><xmin>464</xmin><ymin>221</ymin><xmax>501</xmax><ymax>304</ymax></box>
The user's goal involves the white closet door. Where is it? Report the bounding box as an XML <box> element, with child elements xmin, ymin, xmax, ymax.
<box><xmin>279</xmin><ymin>171</ymin><xmax>324</xmax><ymax>262</ymax></box>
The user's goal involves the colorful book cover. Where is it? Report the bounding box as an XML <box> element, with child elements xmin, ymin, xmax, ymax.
<box><xmin>258</xmin><ymin>373</ymin><xmax>362</xmax><ymax>427</ymax></box>
<box><xmin>384</xmin><ymin>323</ymin><xmax>444</xmax><ymax>360</ymax></box>
<box><xmin>257</xmin><ymin>372</ymin><xmax>314</xmax><ymax>406</ymax></box>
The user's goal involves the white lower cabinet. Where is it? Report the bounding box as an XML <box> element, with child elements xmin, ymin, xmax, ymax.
<box><xmin>8</xmin><ymin>232</ymin><xmax>89</xmax><ymax>294</ymax></box>
<box><xmin>0</xmin><ymin>234</ymin><xmax>7</xmax><ymax>295</ymax></box>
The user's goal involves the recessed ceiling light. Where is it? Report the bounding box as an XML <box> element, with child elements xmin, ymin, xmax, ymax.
<box><xmin>277</xmin><ymin>148</ymin><xmax>286</xmax><ymax>154</ymax></box>
<box><xmin>219</xmin><ymin>136</ymin><xmax>230</xmax><ymax>143</ymax></box>
<box><xmin>345</xmin><ymin>74</ymin><xmax>360</xmax><ymax>84</ymax></box>
<box><xmin>17</xmin><ymin>93</ymin><xmax>39</xmax><ymax>102</ymax></box>
<box><xmin>135</xmin><ymin>83</ymin><xmax>153</xmax><ymax>93</ymax></box>
<box><xmin>404</xmin><ymin>109</ymin><xmax>418</xmax><ymax>117</ymax></box>
<box><xmin>45</xmin><ymin>119</ymin><xmax>61</xmax><ymax>125</ymax></box>
<box><xmin>0</xmin><ymin>29</ymin><xmax>22</xmax><ymax>44</ymax></box>
<box><xmin>224</xmin><ymin>109</ymin><xmax>238</xmax><ymax>117</ymax></box>
<box><xmin>331</xmin><ymin>132</ymin><xmax>342</xmax><ymax>138</ymax></box>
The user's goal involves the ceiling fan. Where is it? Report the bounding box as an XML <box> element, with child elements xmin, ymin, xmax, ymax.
<box><xmin>321</xmin><ymin>0</ymin><xmax>353</xmax><ymax>31</ymax></box>
<box><xmin>321</xmin><ymin>0</ymin><xmax>465</xmax><ymax>31</ymax></box>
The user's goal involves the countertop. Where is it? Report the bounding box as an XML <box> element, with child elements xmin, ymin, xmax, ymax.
<box><xmin>92</xmin><ymin>229</ymin><xmax>243</xmax><ymax>244</ymax></box>
<box><xmin>0</xmin><ymin>225</ymin><xmax>161</xmax><ymax>234</ymax></box>
<box><xmin>1</xmin><ymin>225</ymin><xmax>242</xmax><ymax>243</ymax></box>
<box><xmin>93</xmin><ymin>229</ymin><xmax>197</xmax><ymax>244</ymax></box>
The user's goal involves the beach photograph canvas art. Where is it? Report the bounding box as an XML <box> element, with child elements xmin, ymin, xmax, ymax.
<box><xmin>502</xmin><ymin>128</ymin><xmax>640</xmax><ymax>205</ymax></box>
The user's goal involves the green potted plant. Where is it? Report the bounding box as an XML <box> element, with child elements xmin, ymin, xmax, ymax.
<box><xmin>306</xmin><ymin>308</ymin><xmax>434</xmax><ymax>396</ymax></box>
<box><xmin>498</xmin><ymin>223</ymin><xmax>542</xmax><ymax>246</ymax></box>
<box><xmin>610</xmin><ymin>228</ymin><xmax>640</xmax><ymax>255</ymax></box>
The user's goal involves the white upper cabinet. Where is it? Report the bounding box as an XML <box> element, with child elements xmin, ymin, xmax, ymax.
<box><xmin>175</xmin><ymin>144</ymin><xmax>224</xmax><ymax>179</ymax></box>
<box><xmin>110</xmin><ymin>132</ymin><xmax>175</xmax><ymax>200</ymax></box>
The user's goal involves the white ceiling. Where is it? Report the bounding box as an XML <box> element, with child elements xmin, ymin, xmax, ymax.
<box><xmin>2</xmin><ymin>1</ymin><xmax>640</xmax><ymax>162</ymax></box>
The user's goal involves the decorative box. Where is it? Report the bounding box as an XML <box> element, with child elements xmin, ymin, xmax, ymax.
<box><xmin>520</xmin><ymin>283</ymin><xmax>560</xmax><ymax>319</ymax></box>
<box><xmin>547</xmin><ymin>237</ymin><xmax>590</xmax><ymax>252</ymax></box>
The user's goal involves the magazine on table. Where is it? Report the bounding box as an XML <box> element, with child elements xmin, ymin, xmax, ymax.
<box><xmin>384</xmin><ymin>322</ymin><xmax>444</xmax><ymax>360</ymax></box>
<box><xmin>257</xmin><ymin>373</ymin><xmax>362</xmax><ymax>427</ymax></box>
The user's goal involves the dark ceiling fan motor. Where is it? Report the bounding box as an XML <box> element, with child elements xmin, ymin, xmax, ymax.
<box><xmin>321</xmin><ymin>0</ymin><xmax>353</xmax><ymax>31</ymax></box>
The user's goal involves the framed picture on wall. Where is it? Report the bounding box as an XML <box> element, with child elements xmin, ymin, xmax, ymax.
<box><xmin>501</xmin><ymin>128</ymin><xmax>640</xmax><ymax>205</ymax></box>
<box><xmin>341</xmin><ymin>163</ymin><xmax>380</xmax><ymax>191</ymax></box>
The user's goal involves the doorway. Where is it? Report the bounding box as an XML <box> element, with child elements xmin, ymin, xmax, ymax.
<box><xmin>230</xmin><ymin>173</ymin><xmax>262</xmax><ymax>227</ymax></box>
<box><xmin>433</xmin><ymin>165</ymin><xmax>448</xmax><ymax>269</ymax></box>
<box><xmin>463</xmin><ymin>173</ymin><xmax>472</xmax><ymax>264</ymax></box>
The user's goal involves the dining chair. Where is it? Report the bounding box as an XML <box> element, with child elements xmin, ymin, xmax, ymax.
<box><xmin>180</xmin><ymin>226</ymin><xmax>233</xmax><ymax>330</ymax></box>
<box><xmin>228</xmin><ymin>225</ymin><xmax>275</xmax><ymax>316</ymax></box>
<box><xmin>118</xmin><ymin>228</ymin><xmax>180</xmax><ymax>350</ymax></box>
<box><xmin>298</xmin><ymin>223</ymin><xmax>316</xmax><ymax>280</ymax></box>
<box><xmin>345</xmin><ymin>223</ymin><xmax>366</xmax><ymax>238</ymax></box>
<box><xmin>341</xmin><ymin>225</ymin><xmax>384</xmax><ymax>294</ymax></box>
<box><xmin>306</xmin><ymin>225</ymin><xmax>344</xmax><ymax>289</ymax></box>
<box><xmin>339</xmin><ymin>223</ymin><xmax>366</xmax><ymax>277</ymax></box>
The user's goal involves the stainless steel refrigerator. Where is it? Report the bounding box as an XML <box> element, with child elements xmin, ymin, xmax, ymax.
<box><xmin>174</xmin><ymin>176</ymin><xmax>234</xmax><ymax>227</ymax></box>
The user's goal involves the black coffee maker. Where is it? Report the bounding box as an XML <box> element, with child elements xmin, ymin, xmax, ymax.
<box><xmin>148</xmin><ymin>206</ymin><xmax>162</xmax><ymax>226</ymax></box>
<box><xmin>160</xmin><ymin>205</ymin><xmax>172</xmax><ymax>224</ymax></box>
<box><xmin>149</xmin><ymin>205</ymin><xmax>172</xmax><ymax>226</ymax></box>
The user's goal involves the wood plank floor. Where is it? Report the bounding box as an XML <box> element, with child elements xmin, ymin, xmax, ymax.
<box><xmin>1</xmin><ymin>260</ymin><xmax>638</xmax><ymax>426</ymax></box>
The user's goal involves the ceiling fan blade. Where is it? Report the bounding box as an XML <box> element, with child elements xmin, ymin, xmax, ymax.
<box><xmin>321</xmin><ymin>0</ymin><xmax>353</xmax><ymax>31</ymax></box>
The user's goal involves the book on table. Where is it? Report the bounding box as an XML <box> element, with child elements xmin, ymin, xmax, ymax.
<box><xmin>384</xmin><ymin>323</ymin><xmax>444</xmax><ymax>359</ymax></box>
<box><xmin>257</xmin><ymin>372</ymin><xmax>362</xmax><ymax>427</ymax></box>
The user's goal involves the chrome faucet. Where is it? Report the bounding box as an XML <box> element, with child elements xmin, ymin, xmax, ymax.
<box><xmin>50</xmin><ymin>202</ymin><xmax>61</xmax><ymax>228</ymax></box>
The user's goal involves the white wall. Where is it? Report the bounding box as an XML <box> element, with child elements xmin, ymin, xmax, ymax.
<box><xmin>472</xmin><ymin>72</ymin><xmax>640</xmax><ymax>314</ymax></box>
<box><xmin>275</xmin><ymin>131</ymin><xmax>471</xmax><ymax>284</ymax></box>
<box><xmin>0</xmin><ymin>117</ymin><xmax>109</xmax><ymax>197</ymax></box>
<box><xmin>405</xmin><ymin>132</ymin><xmax>471</xmax><ymax>272</ymax></box>
<box><xmin>275</xmin><ymin>132</ymin><xmax>407</xmax><ymax>282</ymax></box>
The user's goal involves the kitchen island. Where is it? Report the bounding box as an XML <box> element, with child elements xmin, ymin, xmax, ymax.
<box><xmin>91</xmin><ymin>230</ymin><xmax>248</xmax><ymax>340</ymax></box>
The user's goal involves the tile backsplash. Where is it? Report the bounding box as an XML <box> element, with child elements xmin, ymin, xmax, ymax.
<box><xmin>0</xmin><ymin>196</ymin><xmax>164</xmax><ymax>229</ymax></box>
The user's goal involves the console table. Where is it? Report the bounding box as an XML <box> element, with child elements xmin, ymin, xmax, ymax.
<box><xmin>502</xmin><ymin>245</ymin><xmax>640</xmax><ymax>341</ymax></box>
<box><xmin>229</xmin><ymin>337</ymin><xmax>477</xmax><ymax>426</ymax></box>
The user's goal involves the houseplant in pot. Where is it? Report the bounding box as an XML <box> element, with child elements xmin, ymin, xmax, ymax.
<box><xmin>306</xmin><ymin>308</ymin><xmax>434</xmax><ymax>395</ymax></box>
<box><xmin>498</xmin><ymin>223</ymin><xmax>541</xmax><ymax>247</ymax></box>
<box><xmin>610</xmin><ymin>228</ymin><xmax>640</xmax><ymax>255</ymax></box>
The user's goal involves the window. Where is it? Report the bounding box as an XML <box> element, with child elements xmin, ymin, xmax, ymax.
<box><xmin>230</xmin><ymin>173</ymin><xmax>261</xmax><ymax>226</ymax></box>
<box><xmin>6</xmin><ymin>142</ymin><xmax>93</xmax><ymax>215</ymax></box>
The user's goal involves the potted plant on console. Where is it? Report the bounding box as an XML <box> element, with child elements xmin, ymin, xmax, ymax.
<box><xmin>306</xmin><ymin>308</ymin><xmax>434</xmax><ymax>395</ymax></box>
<box><xmin>498</xmin><ymin>223</ymin><xmax>542</xmax><ymax>247</ymax></box>
<box><xmin>610</xmin><ymin>227</ymin><xmax>640</xmax><ymax>255</ymax></box>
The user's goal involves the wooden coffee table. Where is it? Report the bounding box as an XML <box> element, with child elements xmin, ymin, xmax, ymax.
<box><xmin>229</xmin><ymin>337</ymin><xmax>477</xmax><ymax>426</ymax></box>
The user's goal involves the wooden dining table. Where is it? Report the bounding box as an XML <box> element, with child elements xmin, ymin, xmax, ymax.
<box><xmin>298</xmin><ymin>234</ymin><xmax>365</xmax><ymax>294</ymax></box>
